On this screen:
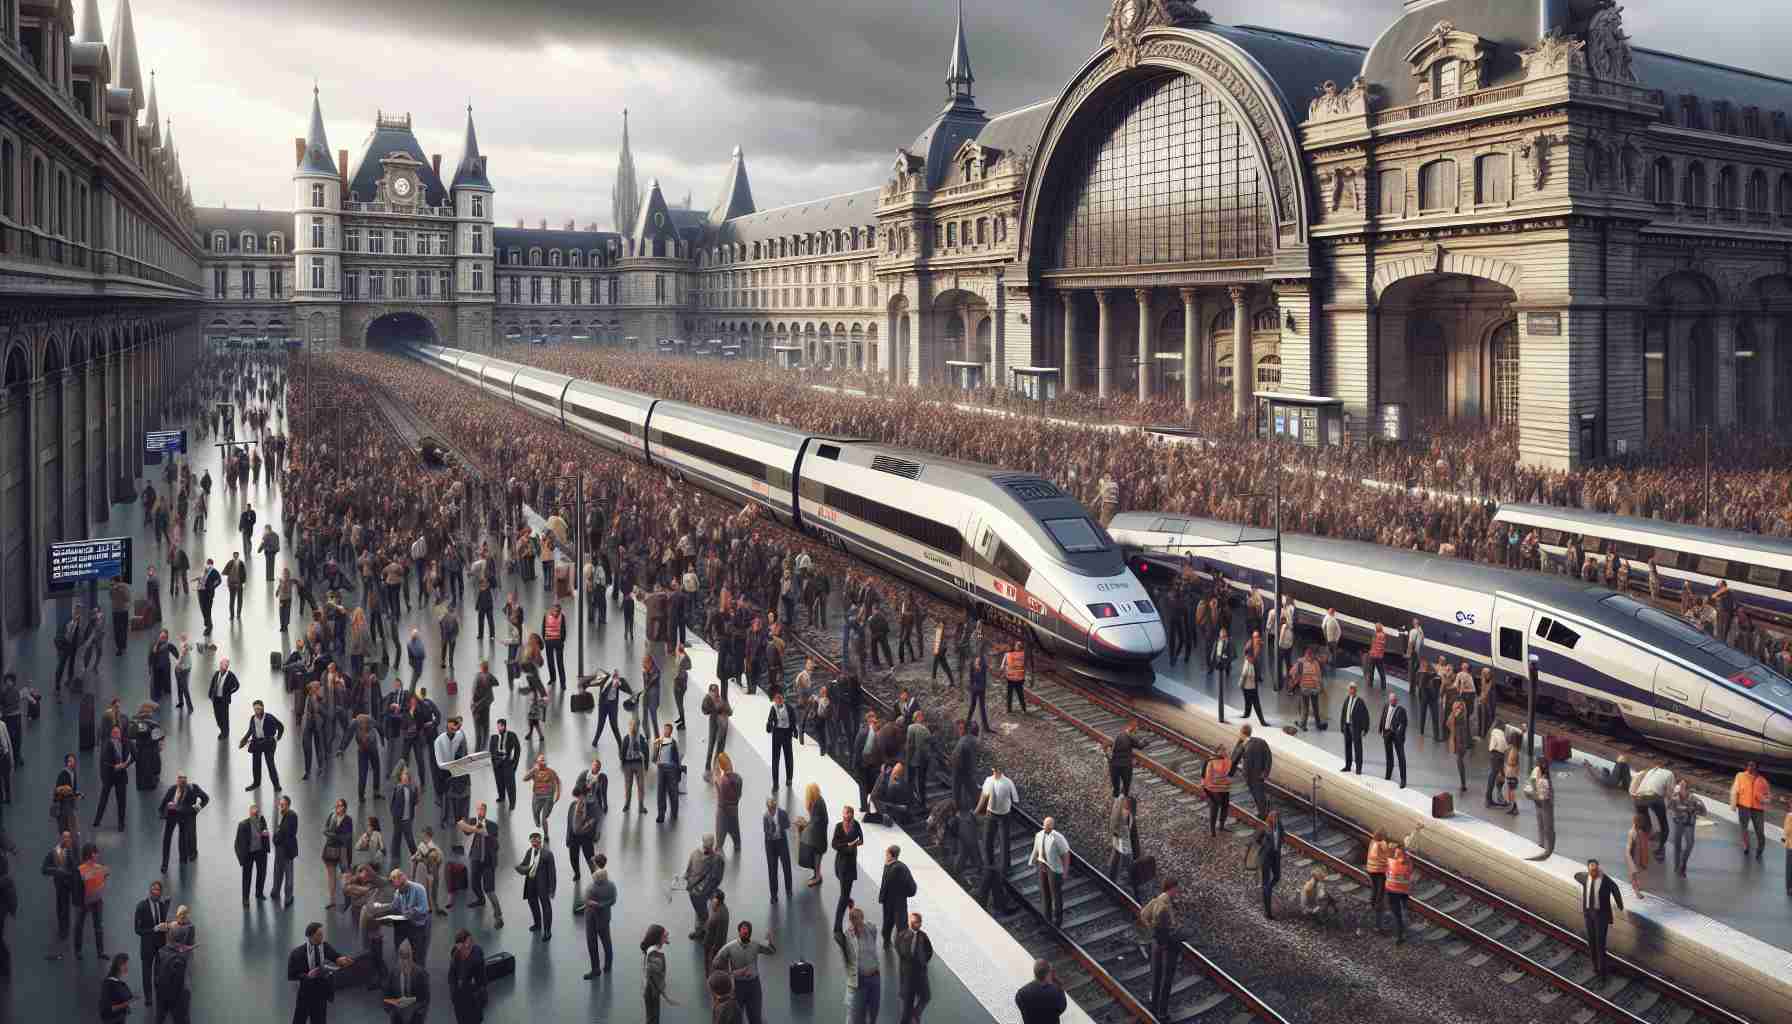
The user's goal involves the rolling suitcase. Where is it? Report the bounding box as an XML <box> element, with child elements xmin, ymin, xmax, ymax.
<box><xmin>79</xmin><ymin>693</ymin><xmax>97</xmax><ymax>751</ymax></box>
<box><xmin>446</xmin><ymin>861</ymin><xmax>469</xmax><ymax>893</ymax></box>
<box><xmin>1431</xmin><ymin>791</ymin><xmax>1454</xmax><ymax>819</ymax></box>
<box><xmin>570</xmin><ymin>692</ymin><xmax>595</xmax><ymax>713</ymax></box>
<box><xmin>789</xmin><ymin>959</ymin><xmax>814</xmax><ymax>995</ymax></box>
<box><xmin>271</xmin><ymin>651</ymin><xmax>285</xmax><ymax>672</ymax></box>
<box><xmin>484</xmin><ymin>951</ymin><xmax>516</xmax><ymax>981</ymax></box>
<box><xmin>1544</xmin><ymin>735</ymin><xmax>1572</xmax><ymax>762</ymax></box>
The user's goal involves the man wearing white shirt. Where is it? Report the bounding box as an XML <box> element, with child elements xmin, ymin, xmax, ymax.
<box><xmin>976</xmin><ymin>768</ymin><xmax>1019</xmax><ymax>874</ymax></box>
<box><xmin>433</xmin><ymin>718</ymin><xmax>472</xmax><ymax>842</ymax></box>
<box><xmin>1629</xmin><ymin>764</ymin><xmax>1674</xmax><ymax>859</ymax></box>
<box><xmin>1485</xmin><ymin>724</ymin><xmax>1510</xmax><ymax>808</ymax></box>
<box><xmin>1320</xmin><ymin>610</ymin><xmax>1341</xmax><ymax>678</ymax></box>
<box><xmin>1030</xmin><ymin>817</ymin><xmax>1071</xmax><ymax>927</ymax></box>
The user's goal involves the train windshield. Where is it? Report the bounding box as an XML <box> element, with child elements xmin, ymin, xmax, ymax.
<box><xmin>1043</xmin><ymin>517</ymin><xmax>1109</xmax><ymax>554</ymax></box>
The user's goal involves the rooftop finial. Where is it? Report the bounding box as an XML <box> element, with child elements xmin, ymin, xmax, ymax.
<box><xmin>946</xmin><ymin>0</ymin><xmax>974</xmax><ymax>103</ymax></box>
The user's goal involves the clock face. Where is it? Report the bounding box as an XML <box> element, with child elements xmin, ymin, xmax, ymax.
<box><xmin>392</xmin><ymin>176</ymin><xmax>413</xmax><ymax>198</ymax></box>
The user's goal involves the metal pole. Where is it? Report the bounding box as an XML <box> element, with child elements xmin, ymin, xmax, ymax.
<box><xmin>1526</xmin><ymin>655</ymin><xmax>1540</xmax><ymax>764</ymax></box>
<box><xmin>1272</xmin><ymin>457</ymin><xmax>1283</xmax><ymax>696</ymax></box>
<box><xmin>1703</xmin><ymin>425</ymin><xmax>1711</xmax><ymax>524</ymax></box>
<box><xmin>575</xmin><ymin>474</ymin><xmax>585</xmax><ymax>682</ymax></box>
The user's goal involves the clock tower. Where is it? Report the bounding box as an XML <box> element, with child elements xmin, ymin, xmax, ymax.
<box><xmin>376</xmin><ymin>151</ymin><xmax>427</xmax><ymax>207</ymax></box>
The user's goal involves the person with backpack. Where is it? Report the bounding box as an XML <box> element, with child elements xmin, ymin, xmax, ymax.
<box><xmin>152</xmin><ymin>924</ymin><xmax>196</xmax><ymax>1024</ymax></box>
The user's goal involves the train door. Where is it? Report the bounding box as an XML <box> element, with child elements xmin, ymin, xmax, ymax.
<box><xmin>1489</xmin><ymin>597</ymin><xmax>1533</xmax><ymax>688</ymax></box>
<box><xmin>1650</xmin><ymin>662</ymin><xmax>1709</xmax><ymax>749</ymax></box>
<box><xmin>960</xmin><ymin>514</ymin><xmax>987</xmax><ymax>599</ymax></box>
<box><xmin>1699</xmin><ymin>679</ymin><xmax>1769</xmax><ymax>759</ymax></box>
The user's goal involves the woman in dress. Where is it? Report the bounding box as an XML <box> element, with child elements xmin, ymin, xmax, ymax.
<box><xmin>1626</xmin><ymin>810</ymin><xmax>1652</xmax><ymax>900</ymax></box>
<box><xmin>323</xmin><ymin>798</ymin><xmax>353</xmax><ymax>909</ymax></box>
<box><xmin>798</xmin><ymin>782</ymin><xmax>829</xmax><ymax>889</ymax></box>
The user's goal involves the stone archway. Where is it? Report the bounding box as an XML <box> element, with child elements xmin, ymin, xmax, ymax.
<box><xmin>1644</xmin><ymin>271</ymin><xmax>1721</xmax><ymax>437</ymax></box>
<box><xmin>1378</xmin><ymin>272</ymin><xmax>1519</xmax><ymax>431</ymax></box>
<box><xmin>931</xmin><ymin>288</ymin><xmax>988</xmax><ymax>387</ymax></box>
<box><xmin>366</xmin><ymin>311</ymin><xmax>439</xmax><ymax>348</ymax></box>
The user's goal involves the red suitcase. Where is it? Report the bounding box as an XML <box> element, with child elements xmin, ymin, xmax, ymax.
<box><xmin>1544</xmin><ymin>735</ymin><xmax>1572</xmax><ymax>762</ymax></box>
<box><xmin>1431</xmin><ymin>791</ymin><xmax>1454</xmax><ymax>819</ymax></box>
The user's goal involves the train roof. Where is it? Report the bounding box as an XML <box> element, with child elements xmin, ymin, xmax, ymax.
<box><xmin>1495</xmin><ymin>503</ymin><xmax>1792</xmax><ymax>562</ymax></box>
<box><xmin>1113</xmin><ymin>512</ymin><xmax>1790</xmax><ymax>689</ymax></box>
<box><xmin>649</xmin><ymin>400</ymin><xmax>812</xmax><ymax>451</ymax></box>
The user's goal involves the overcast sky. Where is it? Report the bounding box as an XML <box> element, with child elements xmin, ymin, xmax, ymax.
<box><xmin>132</xmin><ymin>0</ymin><xmax>1789</xmax><ymax>230</ymax></box>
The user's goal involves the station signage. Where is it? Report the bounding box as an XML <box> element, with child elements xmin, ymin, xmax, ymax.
<box><xmin>144</xmin><ymin>429</ymin><xmax>187</xmax><ymax>461</ymax></box>
<box><xmin>47</xmin><ymin>536</ymin><xmax>132</xmax><ymax>591</ymax></box>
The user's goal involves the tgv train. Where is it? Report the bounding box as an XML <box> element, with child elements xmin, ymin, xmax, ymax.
<box><xmin>1109</xmin><ymin>512</ymin><xmax>1792</xmax><ymax>768</ymax></box>
<box><xmin>409</xmin><ymin>344</ymin><xmax>1165</xmax><ymax>665</ymax></box>
<box><xmin>1491</xmin><ymin>503</ymin><xmax>1792</xmax><ymax>629</ymax></box>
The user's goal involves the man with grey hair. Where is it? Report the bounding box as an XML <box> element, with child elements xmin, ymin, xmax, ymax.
<box><xmin>684</xmin><ymin>834</ymin><xmax>725</xmax><ymax>939</ymax></box>
<box><xmin>153</xmin><ymin>922</ymin><xmax>198</xmax><ymax>1024</ymax></box>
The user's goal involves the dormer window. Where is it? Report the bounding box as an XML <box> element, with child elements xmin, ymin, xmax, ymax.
<box><xmin>212</xmin><ymin>232</ymin><xmax>226</xmax><ymax>253</ymax></box>
<box><xmin>1407</xmin><ymin>22</ymin><xmax>1484</xmax><ymax>102</ymax></box>
<box><xmin>1432</xmin><ymin>60</ymin><xmax>1460</xmax><ymax>99</ymax></box>
<box><xmin>269</xmin><ymin>234</ymin><xmax>284</xmax><ymax>254</ymax></box>
<box><xmin>549</xmin><ymin>250</ymin><xmax>563</xmax><ymax>267</ymax></box>
<box><xmin>242</xmin><ymin>232</ymin><xmax>256</xmax><ymax>253</ymax></box>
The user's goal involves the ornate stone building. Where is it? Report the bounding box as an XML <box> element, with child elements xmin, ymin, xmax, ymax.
<box><xmin>1</xmin><ymin>0</ymin><xmax>206</xmax><ymax>664</ymax></box>
<box><xmin>197</xmin><ymin>0</ymin><xmax>1792</xmax><ymax>472</ymax></box>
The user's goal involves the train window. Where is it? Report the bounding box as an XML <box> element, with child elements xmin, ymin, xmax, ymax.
<box><xmin>823</xmin><ymin>484</ymin><xmax>964</xmax><ymax>557</ymax></box>
<box><xmin>649</xmin><ymin>428</ymin><xmax>767</xmax><ymax>482</ymax></box>
<box><xmin>816</xmin><ymin>444</ymin><xmax>840</xmax><ymax>460</ymax></box>
<box><xmin>1534</xmin><ymin>617</ymin><xmax>1553</xmax><ymax>638</ymax></box>
<box><xmin>1614</xmin><ymin>542</ymin><xmax>1645</xmax><ymax>560</ymax></box>
<box><xmin>567</xmin><ymin>402</ymin><xmax>636</xmax><ymax>438</ymax></box>
<box><xmin>1636</xmin><ymin>606</ymin><xmax>1713</xmax><ymax>648</ymax></box>
<box><xmin>1544</xmin><ymin>620</ymin><xmax>1580</xmax><ymax>649</ymax></box>
<box><xmin>1694</xmin><ymin>555</ymin><xmax>1729</xmax><ymax>578</ymax></box>
<box><xmin>1043</xmin><ymin>517</ymin><xmax>1107</xmax><ymax>554</ymax></box>
<box><xmin>767</xmin><ymin>467</ymin><xmax>792</xmax><ymax>492</ymax></box>
<box><xmin>993</xmin><ymin>541</ymin><xmax>1031</xmax><ymax>584</ymax></box>
<box><xmin>1745</xmin><ymin>564</ymin><xmax>1781</xmax><ymax>587</ymax></box>
<box><xmin>1154</xmin><ymin>517</ymin><xmax>1189</xmax><ymax>535</ymax></box>
<box><xmin>1499</xmin><ymin>627</ymin><xmax>1524</xmax><ymax>661</ymax></box>
<box><xmin>1537</xmin><ymin>529</ymin><xmax>1563</xmax><ymax>545</ymax></box>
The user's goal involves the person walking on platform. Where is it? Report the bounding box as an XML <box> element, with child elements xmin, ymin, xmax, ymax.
<box><xmin>1014</xmin><ymin>959</ymin><xmax>1067</xmax><ymax>1024</ymax></box>
<box><xmin>1339</xmin><ymin>683</ymin><xmax>1369</xmax><ymax>774</ymax></box>
<box><xmin>1365</xmin><ymin>624</ymin><xmax>1389</xmax><ymax>689</ymax></box>
<box><xmin>1574</xmin><ymin>860</ymin><xmax>1624</xmax><ymax>980</ymax></box>
<box><xmin>582</xmin><ymin>854</ymin><xmax>617</xmax><ymax>978</ymax></box>
<box><xmin>1379</xmin><ymin>693</ymin><xmax>1408</xmax><ymax>788</ymax></box>
<box><xmin>1239</xmin><ymin>651</ymin><xmax>1268</xmax><ymax>726</ymax></box>
<box><xmin>1485</xmin><ymin>722</ymin><xmax>1511</xmax><ymax>808</ymax></box>
<box><xmin>1295</xmin><ymin>649</ymin><xmax>1323</xmax><ymax>731</ymax></box>
<box><xmin>1444</xmin><ymin>701</ymin><xmax>1470</xmax><ymax>793</ymax></box>
<box><xmin>207</xmin><ymin>660</ymin><xmax>240</xmax><ymax>740</ymax></box>
<box><xmin>895</xmin><ymin>911</ymin><xmax>933</xmax><ymax>1024</ymax></box>
<box><xmin>1525</xmin><ymin>756</ymin><xmax>1556</xmax><ymax>860</ymax></box>
<box><xmin>1727</xmin><ymin>763</ymin><xmax>1770</xmax><ymax>860</ymax></box>
<box><xmin>830</xmin><ymin>806</ymin><xmax>864</xmax><ymax>936</ymax></box>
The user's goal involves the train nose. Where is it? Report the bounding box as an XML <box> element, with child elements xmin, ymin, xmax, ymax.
<box><xmin>1766</xmin><ymin>713</ymin><xmax>1792</xmax><ymax>760</ymax></box>
<box><xmin>1093</xmin><ymin>620</ymin><xmax>1166</xmax><ymax>661</ymax></box>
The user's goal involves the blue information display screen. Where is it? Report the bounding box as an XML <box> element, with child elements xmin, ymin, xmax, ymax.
<box><xmin>47</xmin><ymin>536</ymin><xmax>133</xmax><ymax>591</ymax></box>
<box><xmin>145</xmin><ymin>429</ymin><xmax>187</xmax><ymax>456</ymax></box>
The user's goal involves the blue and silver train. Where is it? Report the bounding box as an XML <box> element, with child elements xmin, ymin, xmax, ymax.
<box><xmin>409</xmin><ymin>344</ymin><xmax>1165</xmax><ymax>666</ymax></box>
<box><xmin>1110</xmin><ymin>512</ymin><xmax>1792</xmax><ymax>768</ymax></box>
<box><xmin>1491</xmin><ymin>503</ymin><xmax>1792</xmax><ymax>629</ymax></box>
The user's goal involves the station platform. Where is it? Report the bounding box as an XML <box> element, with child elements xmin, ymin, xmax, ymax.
<box><xmin>0</xmin><ymin>401</ymin><xmax>1022</xmax><ymax>1023</ymax></box>
<box><xmin>1149</xmin><ymin>644</ymin><xmax>1792</xmax><ymax>1021</ymax></box>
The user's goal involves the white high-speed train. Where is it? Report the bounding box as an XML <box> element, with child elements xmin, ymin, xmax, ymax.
<box><xmin>1110</xmin><ymin>512</ymin><xmax>1792</xmax><ymax>768</ymax></box>
<box><xmin>408</xmin><ymin>344</ymin><xmax>1165</xmax><ymax>666</ymax></box>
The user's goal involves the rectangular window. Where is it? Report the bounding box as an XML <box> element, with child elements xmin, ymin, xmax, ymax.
<box><xmin>472</xmin><ymin>196</ymin><xmax>483</xmax><ymax>218</ymax></box>
<box><xmin>837</xmin><ymin>287</ymin><xmax>846</xmax><ymax>306</ymax></box>
<box><xmin>530</xmin><ymin>276</ymin><xmax>542</xmax><ymax>303</ymax></box>
<box><xmin>344</xmin><ymin>228</ymin><xmax>361</xmax><ymax>252</ymax></box>
<box><xmin>551</xmin><ymin>277</ymin><xmax>562</xmax><ymax>304</ymax></box>
<box><xmin>1378</xmin><ymin>169</ymin><xmax>1404</xmax><ymax>217</ymax></box>
<box><xmin>570</xmin><ymin>278</ymin><xmax>582</xmax><ymax>304</ymax></box>
<box><xmin>417</xmin><ymin>270</ymin><xmax>431</xmax><ymax>298</ymax></box>
<box><xmin>472</xmin><ymin>226</ymin><xmax>484</xmax><ymax>254</ymax></box>
<box><xmin>368</xmin><ymin>230</ymin><xmax>385</xmax><ymax>254</ymax></box>
<box><xmin>509</xmin><ymin>277</ymin><xmax>520</xmax><ymax>303</ymax></box>
<box><xmin>310</xmin><ymin>217</ymin><xmax>324</xmax><ymax>248</ymax></box>
<box><xmin>241</xmin><ymin>268</ymin><xmax>254</xmax><ymax>298</ymax></box>
<box><xmin>270</xmin><ymin>268</ymin><xmax>283</xmax><ymax>299</ymax></box>
<box><xmin>655</xmin><ymin>275</ymin><xmax>666</xmax><ymax>302</ymax></box>
<box><xmin>1476</xmin><ymin>153</ymin><xmax>1511</xmax><ymax>204</ymax></box>
<box><xmin>393</xmin><ymin>272</ymin><xmax>409</xmax><ymax>299</ymax></box>
<box><xmin>438</xmin><ymin>270</ymin><xmax>450</xmax><ymax>298</ymax></box>
<box><xmin>471</xmin><ymin>265</ymin><xmax>484</xmax><ymax>292</ymax></box>
<box><xmin>1418</xmin><ymin>160</ymin><xmax>1457</xmax><ymax>211</ymax></box>
<box><xmin>393</xmin><ymin>232</ymin><xmax>410</xmax><ymax>256</ymax></box>
<box><xmin>343</xmin><ymin>271</ymin><xmax>359</xmax><ymax>299</ymax></box>
<box><xmin>310</xmin><ymin>256</ymin><xmax>324</xmax><ymax>290</ymax></box>
<box><xmin>369</xmin><ymin>269</ymin><xmax>385</xmax><ymax>298</ymax></box>
<box><xmin>213</xmin><ymin>267</ymin><xmax>226</xmax><ymax>298</ymax></box>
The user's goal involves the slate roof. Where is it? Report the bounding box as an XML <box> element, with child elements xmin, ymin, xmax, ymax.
<box><xmin>708</xmin><ymin>187</ymin><xmax>882</xmax><ymax>246</ymax></box>
<box><xmin>493</xmin><ymin>226</ymin><xmax>622</xmax><ymax>261</ymax></box>
<box><xmin>194</xmin><ymin>208</ymin><xmax>292</xmax><ymax>253</ymax></box>
<box><xmin>346</xmin><ymin>121</ymin><xmax>449</xmax><ymax>207</ymax></box>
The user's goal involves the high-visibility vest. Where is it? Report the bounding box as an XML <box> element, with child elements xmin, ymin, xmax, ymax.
<box><xmin>1203</xmin><ymin>756</ymin><xmax>1233</xmax><ymax>793</ymax></box>
<box><xmin>1733</xmin><ymin>772</ymin><xmax>1771</xmax><ymax>810</ymax></box>
<box><xmin>1386</xmin><ymin>856</ymin><xmax>1413</xmax><ymax>894</ymax></box>
<box><xmin>1366</xmin><ymin>840</ymin><xmax>1389</xmax><ymax>875</ymax></box>
<box><xmin>1004</xmin><ymin>650</ymin><xmax>1026</xmax><ymax>683</ymax></box>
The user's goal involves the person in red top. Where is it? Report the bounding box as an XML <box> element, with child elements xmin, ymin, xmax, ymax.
<box><xmin>1365</xmin><ymin>625</ymin><xmax>1389</xmax><ymax>690</ymax></box>
<box><xmin>1731</xmin><ymin>761</ymin><xmax>1771</xmax><ymax>859</ymax></box>
<box><xmin>1384</xmin><ymin>843</ymin><xmax>1414</xmax><ymax>944</ymax></box>
<box><xmin>76</xmin><ymin>842</ymin><xmax>111</xmax><ymax>959</ymax></box>
<box><xmin>542</xmin><ymin>603</ymin><xmax>567</xmax><ymax>689</ymax></box>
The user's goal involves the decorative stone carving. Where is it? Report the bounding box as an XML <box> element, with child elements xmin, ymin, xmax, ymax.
<box><xmin>1520</xmin><ymin>30</ymin><xmax>1586</xmax><ymax>77</ymax></box>
<box><xmin>1519</xmin><ymin>133</ymin><xmax>1557</xmax><ymax>190</ymax></box>
<box><xmin>1319</xmin><ymin>167</ymin><xmax>1363</xmax><ymax>213</ymax></box>
<box><xmin>1307</xmin><ymin>75</ymin><xmax>1370</xmax><ymax>122</ymax></box>
<box><xmin>1102</xmin><ymin>0</ymin><xmax>1211</xmax><ymax>69</ymax></box>
<box><xmin>1406</xmin><ymin>23</ymin><xmax>1486</xmax><ymax>101</ymax></box>
<box><xmin>1585</xmin><ymin>2</ymin><xmax>1637</xmax><ymax>83</ymax></box>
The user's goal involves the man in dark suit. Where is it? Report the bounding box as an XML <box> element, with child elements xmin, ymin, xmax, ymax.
<box><xmin>1014</xmin><ymin>960</ymin><xmax>1068</xmax><ymax>1024</ymax></box>
<box><xmin>288</xmin><ymin>922</ymin><xmax>354</xmax><ymax>1024</ymax></box>
<box><xmin>951</xmin><ymin>720</ymin><xmax>980</xmax><ymax>810</ymax></box>
<box><xmin>239</xmin><ymin>700</ymin><xmax>285</xmax><ymax>791</ymax></box>
<box><xmin>159</xmin><ymin>775</ymin><xmax>210</xmax><ymax>872</ymax></box>
<box><xmin>235</xmin><ymin>802</ymin><xmax>272</xmax><ymax>905</ymax></box>
<box><xmin>519</xmin><ymin>831</ymin><xmax>556</xmax><ymax>941</ymax></box>
<box><xmin>487</xmin><ymin>720</ymin><xmax>521</xmax><ymax>811</ymax></box>
<box><xmin>895</xmin><ymin>912</ymin><xmax>934</xmax><ymax>1024</ymax></box>
<box><xmin>208</xmin><ymin>660</ymin><xmax>240</xmax><ymax>739</ymax></box>
<box><xmin>447</xmin><ymin>929</ymin><xmax>488</xmax><ymax>1023</ymax></box>
<box><xmin>1380</xmin><ymin>693</ymin><xmax>1409</xmax><ymax>788</ymax></box>
<box><xmin>42</xmin><ymin>831</ymin><xmax>80</xmax><ymax>949</ymax></box>
<box><xmin>270</xmin><ymin>794</ymin><xmax>299</xmax><ymax>907</ymax></box>
<box><xmin>878</xmin><ymin>845</ymin><xmax>917</xmax><ymax>948</ymax></box>
<box><xmin>765</xmin><ymin>691</ymin><xmax>796</xmax><ymax>789</ymax></box>
<box><xmin>1229</xmin><ymin>724</ymin><xmax>1274</xmax><ymax>817</ymax></box>
<box><xmin>1339</xmin><ymin>683</ymin><xmax>1370</xmax><ymax>775</ymax></box>
<box><xmin>1574</xmin><ymin>859</ymin><xmax>1626</xmax><ymax>979</ymax></box>
<box><xmin>458</xmin><ymin>802</ymin><xmax>504</xmax><ymax>929</ymax></box>
<box><xmin>134</xmin><ymin>880</ymin><xmax>173</xmax><ymax>1007</ymax></box>
<box><xmin>92</xmin><ymin>725</ymin><xmax>134</xmax><ymax>830</ymax></box>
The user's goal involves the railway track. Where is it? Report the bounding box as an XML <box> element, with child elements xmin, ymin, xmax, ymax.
<box><xmin>1019</xmin><ymin>672</ymin><xmax>1753</xmax><ymax>1024</ymax></box>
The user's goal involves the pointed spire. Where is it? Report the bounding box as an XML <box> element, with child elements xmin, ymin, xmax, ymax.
<box><xmin>451</xmin><ymin>104</ymin><xmax>492</xmax><ymax>191</ymax></box>
<box><xmin>144</xmin><ymin>71</ymin><xmax>161</xmax><ymax>147</ymax></box>
<box><xmin>76</xmin><ymin>0</ymin><xmax>104</xmax><ymax>44</ymax></box>
<box><xmin>110</xmin><ymin>0</ymin><xmax>144</xmax><ymax>110</ymax></box>
<box><xmin>946</xmin><ymin>0</ymin><xmax>975</xmax><ymax>103</ymax></box>
<box><xmin>612</xmin><ymin>108</ymin><xmax>641</xmax><ymax>234</ymax></box>
<box><xmin>297</xmin><ymin>86</ymin><xmax>336</xmax><ymax>175</ymax></box>
<box><xmin>708</xmin><ymin>144</ymin><xmax>756</xmax><ymax>224</ymax></box>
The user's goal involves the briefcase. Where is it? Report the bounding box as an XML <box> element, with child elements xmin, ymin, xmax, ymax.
<box><xmin>1544</xmin><ymin>735</ymin><xmax>1572</xmax><ymax>762</ymax></box>
<box><xmin>446</xmin><ymin>861</ymin><xmax>469</xmax><ymax>893</ymax></box>
<box><xmin>271</xmin><ymin>652</ymin><xmax>285</xmax><ymax>672</ymax></box>
<box><xmin>1431</xmin><ymin>791</ymin><xmax>1454</xmax><ymax>819</ymax></box>
<box><xmin>570</xmin><ymin>692</ymin><xmax>595</xmax><ymax>713</ymax></box>
<box><xmin>484</xmin><ymin>951</ymin><xmax>516</xmax><ymax>981</ymax></box>
<box><xmin>789</xmin><ymin>959</ymin><xmax>814</xmax><ymax>995</ymax></box>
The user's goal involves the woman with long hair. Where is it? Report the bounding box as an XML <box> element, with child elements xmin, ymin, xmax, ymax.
<box><xmin>348</xmin><ymin>607</ymin><xmax>371</xmax><ymax>679</ymax></box>
<box><xmin>798</xmin><ymin>782</ymin><xmax>829</xmax><ymax>889</ymax></box>
<box><xmin>323</xmin><ymin>797</ymin><xmax>352</xmax><ymax>909</ymax></box>
<box><xmin>100</xmin><ymin>953</ymin><xmax>133</xmax><ymax>1023</ymax></box>
<box><xmin>640</xmin><ymin>924</ymin><xmax>678</xmax><ymax>1024</ymax></box>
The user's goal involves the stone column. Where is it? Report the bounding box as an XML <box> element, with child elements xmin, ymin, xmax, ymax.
<box><xmin>1714</xmin><ymin>311</ymin><xmax>1738</xmax><ymax>428</ymax></box>
<box><xmin>1096</xmin><ymin>289</ymin><xmax>1114</xmax><ymax>400</ymax></box>
<box><xmin>1060</xmin><ymin>291</ymin><xmax>1079</xmax><ymax>393</ymax></box>
<box><xmin>1180</xmin><ymin>288</ymin><xmax>1200</xmax><ymax>411</ymax></box>
<box><xmin>1135</xmin><ymin>288</ymin><xmax>1152</xmax><ymax>402</ymax></box>
<box><xmin>1230</xmin><ymin>285</ymin><xmax>1251</xmax><ymax>419</ymax></box>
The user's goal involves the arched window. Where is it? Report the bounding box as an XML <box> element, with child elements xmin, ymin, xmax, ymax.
<box><xmin>1716</xmin><ymin>166</ymin><xmax>1738</xmax><ymax>208</ymax></box>
<box><xmin>269</xmin><ymin>234</ymin><xmax>284</xmax><ymax>254</ymax></box>
<box><xmin>1648</xmin><ymin>158</ymin><xmax>1673</xmax><ymax>203</ymax></box>
<box><xmin>212</xmin><ymin>232</ymin><xmax>226</xmax><ymax>253</ymax></box>
<box><xmin>1490</xmin><ymin>321</ymin><xmax>1520</xmax><ymax>425</ymax></box>
<box><xmin>1044</xmin><ymin>71</ymin><xmax>1271</xmax><ymax>268</ymax></box>
<box><xmin>241</xmin><ymin>232</ymin><xmax>256</xmax><ymax>253</ymax></box>
<box><xmin>507</xmin><ymin>247</ymin><xmax>519</xmax><ymax>265</ymax></box>
<box><xmin>1378</xmin><ymin>169</ymin><xmax>1404</xmax><ymax>218</ymax></box>
<box><xmin>1747</xmin><ymin>170</ymin><xmax>1769</xmax><ymax>213</ymax></box>
<box><xmin>549</xmin><ymin>249</ymin><xmax>563</xmax><ymax>267</ymax></box>
<box><xmin>994</xmin><ymin>216</ymin><xmax>1006</xmax><ymax>242</ymax></box>
<box><xmin>1256</xmin><ymin>353</ymin><xmax>1282</xmax><ymax>387</ymax></box>
<box><xmin>529</xmin><ymin>248</ymin><xmax>542</xmax><ymax>266</ymax></box>
<box><xmin>1475</xmin><ymin>153</ymin><xmax>1510</xmax><ymax>205</ymax></box>
<box><xmin>1418</xmin><ymin>159</ymin><xmax>1456</xmax><ymax>211</ymax></box>
<box><xmin>1682</xmin><ymin>161</ymin><xmax>1707</xmax><ymax>207</ymax></box>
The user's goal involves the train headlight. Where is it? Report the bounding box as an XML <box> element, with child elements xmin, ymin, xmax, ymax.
<box><xmin>1087</xmin><ymin>603</ymin><xmax>1119</xmax><ymax>619</ymax></box>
